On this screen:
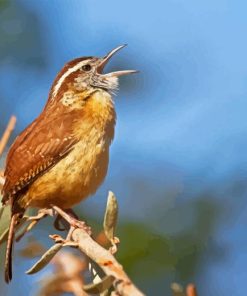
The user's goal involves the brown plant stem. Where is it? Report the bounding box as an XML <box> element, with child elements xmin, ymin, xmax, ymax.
<box><xmin>186</xmin><ymin>284</ymin><xmax>198</xmax><ymax>296</ymax></box>
<box><xmin>0</xmin><ymin>115</ymin><xmax>16</xmax><ymax>158</ymax></box>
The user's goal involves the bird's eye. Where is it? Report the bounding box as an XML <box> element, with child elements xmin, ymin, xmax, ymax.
<box><xmin>81</xmin><ymin>64</ymin><xmax>92</xmax><ymax>72</ymax></box>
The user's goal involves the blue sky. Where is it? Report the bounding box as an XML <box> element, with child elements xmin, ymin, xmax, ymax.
<box><xmin>9</xmin><ymin>0</ymin><xmax>247</xmax><ymax>177</ymax></box>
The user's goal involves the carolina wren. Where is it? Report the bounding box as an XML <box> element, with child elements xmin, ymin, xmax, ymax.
<box><xmin>1</xmin><ymin>45</ymin><xmax>137</xmax><ymax>283</ymax></box>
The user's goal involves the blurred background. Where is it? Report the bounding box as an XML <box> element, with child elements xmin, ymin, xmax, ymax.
<box><xmin>0</xmin><ymin>0</ymin><xmax>247</xmax><ymax>295</ymax></box>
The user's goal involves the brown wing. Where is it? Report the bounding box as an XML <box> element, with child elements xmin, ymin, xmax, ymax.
<box><xmin>2</xmin><ymin>107</ymin><xmax>79</xmax><ymax>204</ymax></box>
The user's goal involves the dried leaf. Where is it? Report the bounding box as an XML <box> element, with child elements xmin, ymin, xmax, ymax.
<box><xmin>103</xmin><ymin>191</ymin><xmax>118</xmax><ymax>242</ymax></box>
<box><xmin>83</xmin><ymin>275</ymin><xmax>115</xmax><ymax>294</ymax></box>
<box><xmin>26</xmin><ymin>243</ymin><xmax>63</xmax><ymax>275</ymax></box>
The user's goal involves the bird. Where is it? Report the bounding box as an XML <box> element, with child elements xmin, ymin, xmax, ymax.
<box><xmin>1</xmin><ymin>45</ymin><xmax>137</xmax><ymax>283</ymax></box>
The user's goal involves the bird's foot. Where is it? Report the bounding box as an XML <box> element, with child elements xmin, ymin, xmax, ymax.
<box><xmin>28</xmin><ymin>208</ymin><xmax>54</xmax><ymax>221</ymax></box>
<box><xmin>51</xmin><ymin>205</ymin><xmax>92</xmax><ymax>236</ymax></box>
<box><xmin>53</xmin><ymin>208</ymin><xmax>80</xmax><ymax>231</ymax></box>
<box><xmin>49</xmin><ymin>233</ymin><xmax>78</xmax><ymax>248</ymax></box>
<box><xmin>15</xmin><ymin>209</ymin><xmax>51</xmax><ymax>242</ymax></box>
<box><xmin>64</xmin><ymin>208</ymin><xmax>79</xmax><ymax>219</ymax></box>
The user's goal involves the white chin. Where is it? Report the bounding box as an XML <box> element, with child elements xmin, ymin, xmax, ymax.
<box><xmin>105</xmin><ymin>76</ymin><xmax>119</xmax><ymax>92</ymax></box>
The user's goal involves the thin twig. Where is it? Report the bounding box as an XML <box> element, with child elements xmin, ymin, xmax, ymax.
<box><xmin>15</xmin><ymin>210</ymin><xmax>49</xmax><ymax>242</ymax></box>
<box><xmin>0</xmin><ymin>171</ymin><xmax>4</xmax><ymax>190</ymax></box>
<box><xmin>0</xmin><ymin>115</ymin><xmax>16</xmax><ymax>158</ymax></box>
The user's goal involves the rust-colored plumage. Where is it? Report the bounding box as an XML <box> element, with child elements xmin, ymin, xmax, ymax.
<box><xmin>1</xmin><ymin>45</ymin><xmax>137</xmax><ymax>283</ymax></box>
<box><xmin>3</xmin><ymin>106</ymin><xmax>78</xmax><ymax>199</ymax></box>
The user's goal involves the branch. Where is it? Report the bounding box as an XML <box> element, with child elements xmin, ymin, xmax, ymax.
<box><xmin>0</xmin><ymin>116</ymin><xmax>16</xmax><ymax>190</ymax></box>
<box><xmin>72</xmin><ymin>228</ymin><xmax>143</xmax><ymax>296</ymax></box>
<box><xmin>24</xmin><ymin>195</ymin><xmax>145</xmax><ymax>296</ymax></box>
<box><xmin>51</xmin><ymin>204</ymin><xmax>144</xmax><ymax>296</ymax></box>
<box><xmin>0</xmin><ymin>115</ymin><xmax>16</xmax><ymax>157</ymax></box>
<box><xmin>0</xmin><ymin>171</ymin><xmax>4</xmax><ymax>190</ymax></box>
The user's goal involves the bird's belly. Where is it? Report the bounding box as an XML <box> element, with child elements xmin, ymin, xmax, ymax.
<box><xmin>21</xmin><ymin>141</ymin><xmax>109</xmax><ymax>209</ymax></box>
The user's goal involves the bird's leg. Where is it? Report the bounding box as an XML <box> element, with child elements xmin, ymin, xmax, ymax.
<box><xmin>15</xmin><ymin>209</ymin><xmax>52</xmax><ymax>242</ymax></box>
<box><xmin>65</xmin><ymin>208</ymin><xmax>79</xmax><ymax>220</ymax></box>
<box><xmin>53</xmin><ymin>215</ymin><xmax>68</xmax><ymax>231</ymax></box>
<box><xmin>66</xmin><ymin>226</ymin><xmax>76</xmax><ymax>241</ymax></box>
<box><xmin>53</xmin><ymin>208</ymin><xmax>79</xmax><ymax>231</ymax></box>
<box><xmin>49</xmin><ymin>206</ymin><xmax>92</xmax><ymax>247</ymax></box>
<box><xmin>25</xmin><ymin>208</ymin><xmax>54</xmax><ymax>224</ymax></box>
<box><xmin>51</xmin><ymin>205</ymin><xmax>92</xmax><ymax>235</ymax></box>
<box><xmin>49</xmin><ymin>230</ymin><xmax>78</xmax><ymax>248</ymax></box>
<box><xmin>57</xmin><ymin>210</ymin><xmax>79</xmax><ymax>240</ymax></box>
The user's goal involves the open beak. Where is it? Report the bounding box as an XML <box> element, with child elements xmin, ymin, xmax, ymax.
<box><xmin>97</xmin><ymin>45</ymin><xmax>138</xmax><ymax>77</ymax></box>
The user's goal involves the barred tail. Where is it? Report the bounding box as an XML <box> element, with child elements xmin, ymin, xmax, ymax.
<box><xmin>5</xmin><ymin>213</ymin><xmax>19</xmax><ymax>283</ymax></box>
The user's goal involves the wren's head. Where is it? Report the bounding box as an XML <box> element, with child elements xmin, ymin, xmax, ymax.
<box><xmin>50</xmin><ymin>45</ymin><xmax>137</xmax><ymax>101</ymax></box>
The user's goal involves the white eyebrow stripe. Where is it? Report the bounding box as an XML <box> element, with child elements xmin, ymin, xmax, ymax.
<box><xmin>52</xmin><ymin>59</ymin><xmax>90</xmax><ymax>99</ymax></box>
